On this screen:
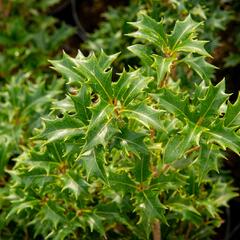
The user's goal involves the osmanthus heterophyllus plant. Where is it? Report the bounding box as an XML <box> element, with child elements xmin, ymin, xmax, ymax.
<box><xmin>7</xmin><ymin>14</ymin><xmax>240</xmax><ymax>239</ymax></box>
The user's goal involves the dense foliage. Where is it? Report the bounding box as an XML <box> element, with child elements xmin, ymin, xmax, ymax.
<box><xmin>0</xmin><ymin>1</ymin><xmax>240</xmax><ymax>239</ymax></box>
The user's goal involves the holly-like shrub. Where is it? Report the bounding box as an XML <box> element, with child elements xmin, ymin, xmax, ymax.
<box><xmin>6</xmin><ymin>13</ymin><xmax>240</xmax><ymax>240</ymax></box>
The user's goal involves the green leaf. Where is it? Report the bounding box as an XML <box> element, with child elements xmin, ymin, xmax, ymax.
<box><xmin>61</xmin><ymin>172</ymin><xmax>89</xmax><ymax>199</ymax></box>
<box><xmin>182</xmin><ymin>55</ymin><xmax>216</xmax><ymax>82</ymax></box>
<box><xmin>169</xmin><ymin>15</ymin><xmax>201</xmax><ymax>50</ymax></box>
<box><xmin>195</xmin><ymin>80</ymin><xmax>228</xmax><ymax>125</ymax></box>
<box><xmin>50</xmin><ymin>52</ymin><xmax>82</xmax><ymax>84</ymax></box>
<box><xmin>81</xmin><ymin>100</ymin><xmax>114</xmax><ymax>153</ymax></box>
<box><xmin>209</xmin><ymin>181</ymin><xmax>238</xmax><ymax>207</ymax></box>
<box><xmin>114</xmin><ymin>69</ymin><xmax>150</xmax><ymax>106</ymax></box>
<box><xmin>196</xmin><ymin>143</ymin><xmax>220</xmax><ymax>182</ymax></box>
<box><xmin>135</xmin><ymin>190</ymin><xmax>166</xmax><ymax>224</ymax></box>
<box><xmin>7</xmin><ymin>200</ymin><xmax>40</xmax><ymax>220</ymax></box>
<box><xmin>70</xmin><ymin>84</ymin><xmax>91</xmax><ymax>125</ymax></box>
<box><xmin>97</xmin><ymin>49</ymin><xmax>120</xmax><ymax>69</ymax></box>
<box><xmin>167</xmin><ymin>201</ymin><xmax>201</xmax><ymax>225</ymax></box>
<box><xmin>122</xmin><ymin>103</ymin><xmax>165</xmax><ymax>130</ymax></box>
<box><xmin>85</xmin><ymin>213</ymin><xmax>105</xmax><ymax>236</ymax></box>
<box><xmin>152</xmin><ymin>55</ymin><xmax>175</xmax><ymax>85</ymax></box>
<box><xmin>206</xmin><ymin>120</ymin><xmax>240</xmax><ymax>155</ymax></box>
<box><xmin>38</xmin><ymin>115</ymin><xmax>84</xmax><ymax>143</ymax></box>
<box><xmin>116</xmin><ymin>128</ymin><xmax>149</xmax><ymax>157</ymax></box>
<box><xmin>81</xmin><ymin>147</ymin><xmax>108</xmax><ymax>182</ymax></box>
<box><xmin>109</xmin><ymin>172</ymin><xmax>135</xmax><ymax>192</ymax></box>
<box><xmin>174</xmin><ymin>39</ymin><xmax>211</xmax><ymax>57</ymax></box>
<box><xmin>224</xmin><ymin>95</ymin><xmax>240</xmax><ymax>128</ymax></box>
<box><xmin>155</xmin><ymin>88</ymin><xmax>190</xmax><ymax>122</ymax></box>
<box><xmin>128</xmin><ymin>13</ymin><xmax>167</xmax><ymax>48</ymax></box>
<box><xmin>134</xmin><ymin>154</ymin><xmax>151</xmax><ymax>183</ymax></box>
<box><xmin>163</xmin><ymin>123</ymin><xmax>201</xmax><ymax>163</ymax></box>
<box><xmin>150</xmin><ymin>172</ymin><xmax>187</xmax><ymax>191</ymax></box>
<box><xmin>41</xmin><ymin>201</ymin><xmax>65</xmax><ymax>228</ymax></box>
<box><xmin>75</xmin><ymin>51</ymin><xmax>114</xmax><ymax>101</ymax></box>
<box><xmin>127</xmin><ymin>44</ymin><xmax>153</xmax><ymax>66</ymax></box>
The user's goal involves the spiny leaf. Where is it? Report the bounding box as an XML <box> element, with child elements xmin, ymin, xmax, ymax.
<box><xmin>150</xmin><ymin>172</ymin><xmax>187</xmax><ymax>191</ymax></box>
<box><xmin>127</xmin><ymin>44</ymin><xmax>153</xmax><ymax>66</ymax></box>
<box><xmin>41</xmin><ymin>201</ymin><xmax>65</xmax><ymax>229</ymax></box>
<box><xmin>134</xmin><ymin>154</ymin><xmax>151</xmax><ymax>183</ymax></box>
<box><xmin>206</xmin><ymin>119</ymin><xmax>240</xmax><ymax>155</ymax></box>
<box><xmin>85</xmin><ymin>213</ymin><xmax>105</xmax><ymax>236</ymax></box>
<box><xmin>116</xmin><ymin>128</ymin><xmax>149</xmax><ymax>157</ymax></box>
<box><xmin>154</xmin><ymin>88</ymin><xmax>190</xmax><ymax>122</ymax></box>
<box><xmin>70</xmin><ymin>84</ymin><xmax>91</xmax><ymax>125</ymax></box>
<box><xmin>122</xmin><ymin>103</ymin><xmax>165</xmax><ymax>130</ymax></box>
<box><xmin>114</xmin><ymin>69</ymin><xmax>150</xmax><ymax>106</ymax></box>
<box><xmin>195</xmin><ymin>80</ymin><xmax>228</xmax><ymax>125</ymax></box>
<box><xmin>127</xmin><ymin>13</ymin><xmax>167</xmax><ymax>48</ymax></box>
<box><xmin>196</xmin><ymin>143</ymin><xmax>220</xmax><ymax>183</ymax></box>
<box><xmin>169</xmin><ymin>15</ymin><xmax>201</xmax><ymax>50</ymax></box>
<box><xmin>81</xmin><ymin>147</ymin><xmax>108</xmax><ymax>183</ymax></box>
<box><xmin>152</xmin><ymin>55</ymin><xmax>175</xmax><ymax>85</ymax></box>
<box><xmin>135</xmin><ymin>190</ymin><xmax>166</xmax><ymax>224</ymax></box>
<box><xmin>109</xmin><ymin>172</ymin><xmax>135</xmax><ymax>192</ymax></box>
<box><xmin>50</xmin><ymin>52</ymin><xmax>82</xmax><ymax>84</ymax></box>
<box><xmin>81</xmin><ymin>100</ymin><xmax>115</xmax><ymax>153</ymax></box>
<box><xmin>224</xmin><ymin>94</ymin><xmax>240</xmax><ymax>128</ymax></box>
<box><xmin>74</xmin><ymin>51</ymin><xmax>114</xmax><ymax>101</ymax></box>
<box><xmin>182</xmin><ymin>55</ymin><xmax>216</xmax><ymax>82</ymax></box>
<box><xmin>163</xmin><ymin>122</ymin><xmax>202</xmax><ymax>163</ymax></box>
<box><xmin>174</xmin><ymin>39</ymin><xmax>211</xmax><ymax>57</ymax></box>
<box><xmin>97</xmin><ymin>49</ymin><xmax>120</xmax><ymax>69</ymax></box>
<box><xmin>38</xmin><ymin>115</ymin><xmax>84</xmax><ymax>143</ymax></box>
<box><xmin>167</xmin><ymin>201</ymin><xmax>201</xmax><ymax>225</ymax></box>
<box><xmin>61</xmin><ymin>172</ymin><xmax>89</xmax><ymax>199</ymax></box>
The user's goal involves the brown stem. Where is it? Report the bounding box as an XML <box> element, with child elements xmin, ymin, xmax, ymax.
<box><xmin>152</xmin><ymin>220</ymin><xmax>161</xmax><ymax>240</ymax></box>
<box><xmin>185</xmin><ymin>146</ymin><xmax>200</xmax><ymax>155</ymax></box>
<box><xmin>185</xmin><ymin>222</ymin><xmax>193</xmax><ymax>240</ymax></box>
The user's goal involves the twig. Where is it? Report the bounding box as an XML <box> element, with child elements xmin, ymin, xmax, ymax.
<box><xmin>152</xmin><ymin>220</ymin><xmax>161</xmax><ymax>240</ymax></box>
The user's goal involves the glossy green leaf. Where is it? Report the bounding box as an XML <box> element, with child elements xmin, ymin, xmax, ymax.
<box><xmin>81</xmin><ymin>147</ymin><xmax>108</xmax><ymax>182</ymax></box>
<box><xmin>128</xmin><ymin>13</ymin><xmax>167</xmax><ymax>49</ymax></box>
<box><xmin>169</xmin><ymin>15</ymin><xmax>201</xmax><ymax>50</ymax></box>
<box><xmin>152</xmin><ymin>55</ymin><xmax>175</xmax><ymax>85</ymax></box>
<box><xmin>114</xmin><ymin>69</ymin><xmax>150</xmax><ymax>106</ymax></box>
<box><xmin>197</xmin><ymin>143</ymin><xmax>220</xmax><ymax>182</ymax></box>
<box><xmin>224</xmin><ymin>94</ymin><xmax>240</xmax><ymax>128</ymax></box>
<box><xmin>38</xmin><ymin>115</ymin><xmax>84</xmax><ymax>143</ymax></box>
<box><xmin>127</xmin><ymin>44</ymin><xmax>153</xmax><ymax>66</ymax></box>
<box><xmin>122</xmin><ymin>103</ymin><xmax>165</xmax><ymax>130</ymax></box>
<box><xmin>182</xmin><ymin>55</ymin><xmax>216</xmax><ymax>82</ymax></box>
